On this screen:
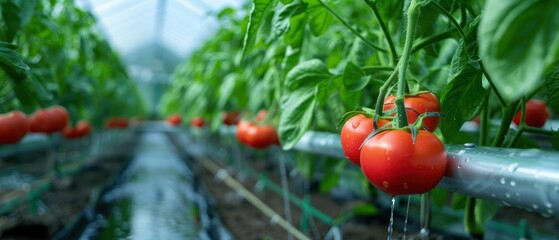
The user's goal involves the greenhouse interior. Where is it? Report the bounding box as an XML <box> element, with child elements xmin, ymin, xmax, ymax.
<box><xmin>1</xmin><ymin>0</ymin><xmax>559</xmax><ymax>239</ymax></box>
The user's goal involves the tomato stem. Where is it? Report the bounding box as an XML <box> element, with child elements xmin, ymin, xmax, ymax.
<box><xmin>480</xmin><ymin>62</ymin><xmax>506</xmax><ymax>108</ymax></box>
<box><xmin>430</xmin><ymin>1</ymin><xmax>465</xmax><ymax>37</ymax></box>
<box><xmin>374</xmin><ymin>68</ymin><xmax>399</xmax><ymax>119</ymax></box>
<box><xmin>506</xmin><ymin>98</ymin><xmax>526</xmax><ymax>148</ymax></box>
<box><xmin>363</xmin><ymin>0</ymin><xmax>398</xmax><ymax>66</ymax></box>
<box><xmin>464</xmin><ymin>197</ymin><xmax>484</xmax><ymax>237</ymax></box>
<box><xmin>491</xmin><ymin>101</ymin><xmax>519</xmax><ymax>147</ymax></box>
<box><xmin>479</xmin><ymin>95</ymin><xmax>490</xmax><ymax>146</ymax></box>
<box><xmin>395</xmin><ymin>0</ymin><xmax>420</xmax><ymax>128</ymax></box>
<box><xmin>411</xmin><ymin>28</ymin><xmax>457</xmax><ymax>54</ymax></box>
<box><xmin>317</xmin><ymin>0</ymin><xmax>387</xmax><ymax>53</ymax></box>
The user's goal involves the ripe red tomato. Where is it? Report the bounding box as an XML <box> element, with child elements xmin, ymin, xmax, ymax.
<box><xmin>340</xmin><ymin>114</ymin><xmax>389</xmax><ymax>166</ymax></box>
<box><xmin>191</xmin><ymin>117</ymin><xmax>205</xmax><ymax>128</ymax></box>
<box><xmin>0</xmin><ymin>111</ymin><xmax>29</xmax><ymax>144</ymax></box>
<box><xmin>49</xmin><ymin>106</ymin><xmax>69</xmax><ymax>132</ymax></box>
<box><xmin>62</xmin><ymin>120</ymin><xmax>92</xmax><ymax>139</ymax></box>
<box><xmin>245</xmin><ymin>124</ymin><xmax>277</xmax><ymax>149</ymax></box>
<box><xmin>75</xmin><ymin>120</ymin><xmax>92</xmax><ymax>137</ymax></box>
<box><xmin>236</xmin><ymin>120</ymin><xmax>252</xmax><ymax>144</ymax></box>
<box><xmin>29</xmin><ymin>106</ymin><xmax>69</xmax><ymax>133</ymax></box>
<box><xmin>105</xmin><ymin>117</ymin><xmax>129</xmax><ymax>129</ymax></box>
<box><xmin>513</xmin><ymin>99</ymin><xmax>550</xmax><ymax>128</ymax></box>
<box><xmin>166</xmin><ymin>114</ymin><xmax>182</xmax><ymax>126</ymax></box>
<box><xmin>383</xmin><ymin>92</ymin><xmax>440</xmax><ymax>131</ymax></box>
<box><xmin>360</xmin><ymin>129</ymin><xmax>447</xmax><ymax>196</ymax></box>
<box><xmin>222</xmin><ymin>112</ymin><xmax>240</xmax><ymax>125</ymax></box>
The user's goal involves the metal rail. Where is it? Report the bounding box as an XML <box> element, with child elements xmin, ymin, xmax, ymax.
<box><xmin>294</xmin><ymin>131</ymin><xmax>559</xmax><ymax>219</ymax></box>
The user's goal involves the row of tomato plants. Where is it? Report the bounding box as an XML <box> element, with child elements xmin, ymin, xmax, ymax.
<box><xmin>0</xmin><ymin>0</ymin><xmax>146</xmax><ymax>136</ymax></box>
<box><xmin>162</xmin><ymin>0</ymin><xmax>559</xmax><ymax>237</ymax></box>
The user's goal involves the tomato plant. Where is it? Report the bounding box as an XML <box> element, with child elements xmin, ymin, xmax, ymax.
<box><xmin>360</xmin><ymin>129</ymin><xmax>447</xmax><ymax>196</ymax></box>
<box><xmin>383</xmin><ymin>92</ymin><xmax>440</xmax><ymax>132</ymax></box>
<box><xmin>340</xmin><ymin>114</ymin><xmax>389</xmax><ymax>166</ymax></box>
<box><xmin>157</xmin><ymin>0</ymin><xmax>559</xmax><ymax>237</ymax></box>
<box><xmin>513</xmin><ymin>99</ymin><xmax>550</xmax><ymax>128</ymax></box>
<box><xmin>191</xmin><ymin>117</ymin><xmax>205</xmax><ymax>128</ymax></box>
<box><xmin>236</xmin><ymin>120</ymin><xmax>252</xmax><ymax>145</ymax></box>
<box><xmin>0</xmin><ymin>111</ymin><xmax>29</xmax><ymax>144</ymax></box>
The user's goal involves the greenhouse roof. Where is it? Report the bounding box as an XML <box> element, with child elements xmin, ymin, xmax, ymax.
<box><xmin>80</xmin><ymin>0</ymin><xmax>245</xmax><ymax>58</ymax></box>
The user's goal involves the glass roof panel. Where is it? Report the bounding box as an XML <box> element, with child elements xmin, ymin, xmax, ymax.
<box><xmin>85</xmin><ymin>0</ymin><xmax>245</xmax><ymax>59</ymax></box>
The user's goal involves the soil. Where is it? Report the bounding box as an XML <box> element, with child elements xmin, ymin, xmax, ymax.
<box><xmin>0</xmin><ymin>135</ymin><xmax>137</xmax><ymax>240</ymax></box>
<box><xmin>196</xmin><ymin>154</ymin><xmax>406</xmax><ymax>240</ymax></box>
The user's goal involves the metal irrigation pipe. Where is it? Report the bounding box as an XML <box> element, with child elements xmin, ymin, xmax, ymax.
<box><xmin>294</xmin><ymin>131</ymin><xmax>559</xmax><ymax>219</ymax></box>
<box><xmin>198</xmin><ymin>157</ymin><xmax>311</xmax><ymax>240</ymax></box>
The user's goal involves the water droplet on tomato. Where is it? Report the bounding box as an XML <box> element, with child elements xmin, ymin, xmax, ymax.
<box><xmin>500</xmin><ymin>177</ymin><xmax>506</xmax><ymax>184</ymax></box>
<box><xmin>403</xmin><ymin>182</ymin><xmax>408</xmax><ymax>189</ymax></box>
<box><xmin>510</xmin><ymin>181</ymin><xmax>516</xmax><ymax>187</ymax></box>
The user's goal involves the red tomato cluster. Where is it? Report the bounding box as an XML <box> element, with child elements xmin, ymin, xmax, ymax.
<box><xmin>29</xmin><ymin>106</ymin><xmax>69</xmax><ymax>134</ymax></box>
<box><xmin>340</xmin><ymin>92</ymin><xmax>447</xmax><ymax>196</ymax></box>
<box><xmin>62</xmin><ymin>120</ymin><xmax>92</xmax><ymax>139</ymax></box>
<box><xmin>0</xmin><ymin>111</ymin><xmax>29</xmax><ymax>144</ymax></box>
<box><xmin>513</xmin><ymin>99</ymin><xmax>550</xmax><ymax>128</ymax></box>
<box><xmin>105</xmin><ymin>117</ymin><xmax>129</xmax><ymax>129</ymax></box>
<box><xmin>191</xmin><ymin>116</ymin><xmax>205</xmax><ymax>128</ymax></box>
<box><xmin>166</xmin><ymin>114</ymin><xmax>182</xmax><ymax>126</ymax></box>
<box><xmin>222</xmin><ymin>112</ymin><xmax>240</xmax><ymax>125</ymax></box>
<box><xmin>236</xmin><ymin>119</ymin><xmax>279</xmax><ymax>149</ymax></box>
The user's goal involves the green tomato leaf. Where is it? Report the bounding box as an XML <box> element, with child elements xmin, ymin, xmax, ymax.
<box><xmin>479</xmin><ymin>0</ymin><xmax>559</xmax><ymax>102</ymax></box>
<box><xmin>19</xmin><ymin>0</ymin><xmax>38</xmax><ymax>28</ymax></box>
<box><xmin>242</xmin><ymin>0</ymin><xmax>276</xmax><ymax>58</ymax></box>
<box><xmin>440</xmin><ymin>19</ymin><xmax>487</xmax><ymax>142</ymax></box>
<box><xmin>283</xmin><ymin>12</ymin><xmax>307</xmax><ymax>47</ymax></box>
<box><xmin>217</xmin><ymin>73</ymin><xmax>238</xmax><ymax>109</ymax></box>
<box><xmin>545</xmin><ymin>63</ymin><xmax>559</xmax><ymax>115</ymax></box>
<box><xmin>285</xmin><ymin>59</ymin><xmax>332</xmax><ymax>89</ymax></box>
<box><xmin>272</xmin><ymin>1</ymin><xmax>307</xmax><ymax>37</ymax></box>
<box><xmin>342</xmin><ymin>62</ymin><xmax>369</xmax><ymax>91</ymax></box>
<box><xmin>279</xmin><ymin>86</ymin><xmax>317</xmax><ymax>150</ymax></box>
<box><xmin>1</xmin><ymin>0</ymin><xmax>21</xmax><ymax>42</ymax></box>
<box><xmin>306</xmin><ymin>3</ymin><xmax>333</xmax><ymax>36</ymax></box>
<box><xmin>0</xmin><ymin>42</ymin><xmax>30</xmax><ymax>71</ymax></box>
